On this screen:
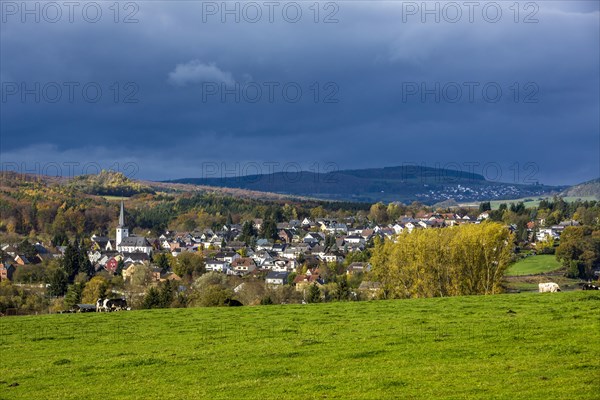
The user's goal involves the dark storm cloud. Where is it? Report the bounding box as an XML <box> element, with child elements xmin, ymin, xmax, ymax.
<box><xmin>1</xmin><ymin>1</ymin><xmax>598</xmax><ymax>185</ymax></box>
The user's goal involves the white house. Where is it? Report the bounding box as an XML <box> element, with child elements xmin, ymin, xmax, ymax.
<box><xmin>205</xmin><ymin>259</ymin><xmax>230</xmax><ymax>273</ymax></box>
<box><xmin>266</xmin><ymin>271</ymin><xmax>289</xmax><ymax>286</ymax></box>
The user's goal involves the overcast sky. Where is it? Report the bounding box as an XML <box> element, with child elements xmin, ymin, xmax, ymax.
<box><xmin>1</xmin><ymin>1</ymin><xmax>598</xmax><ymax>186</ymax></box>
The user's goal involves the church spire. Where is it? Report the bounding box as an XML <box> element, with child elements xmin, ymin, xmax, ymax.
<box><xmin>118</xmin><ymin>201</ymin><xmax>125</xmax><ymax>227</ymax></box>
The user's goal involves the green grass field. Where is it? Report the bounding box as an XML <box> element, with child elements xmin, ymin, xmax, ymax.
<box><xmin>1</xmin><ymin>292</ymin><xmax>599</xmax><ymax>399</ymax></box>
<box><xmin>506</xmin><ymin>255</ymin><xmax>563</xmax><ymax>276</ymax></box>
<box><xmin>459</xmin><ymin>196</ymin><xmax>598</xmax><ymax>210</ymax></box>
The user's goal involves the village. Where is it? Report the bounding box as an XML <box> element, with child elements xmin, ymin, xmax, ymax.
<box><xmin>1</xmin><ymin>198</ymin><xmax>586</xmax><ymax>307</ymax></box>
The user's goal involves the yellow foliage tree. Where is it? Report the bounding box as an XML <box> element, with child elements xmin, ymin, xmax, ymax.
<box><xmin>371</xmin><ymin>222</ymin><xmax>513</xmax><ymax>298</ymax></box>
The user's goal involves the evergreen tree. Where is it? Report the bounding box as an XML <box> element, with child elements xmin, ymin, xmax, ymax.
<box><xmin>115</xmin><ymin>259</ymin><xmax>125</xmax><ymax>276</ymax></box>
<box><xmin>479</xmin><ymin>202</ymin><xmax>491</xmax><ymax>212</ymax></box>
<box><xmin>159</xmin><ymin>280</ymin><xmax>175</xmax><ymax>307</ymax></box>
<box><xmin>307</xmin><ymin>283</ymin><xmax>321</xmax><ymax>303</ymax></box>
<box><xmin>141</xmin><ymin>287</ymin><xmax>161</xmax><ymax>309</ymax></box>
<box><xmin>261</xmin><ymin>220</ymin><xmax>278</xmax><ymax>240</ymax></box>
<box><xmin>17</xmin><ymin>240</ymin><xmax>38</xmax><ymax>260</ymax></box>
<box><xmin>337</xmin><ymin>276</ymin><xmax>350</xmax><ymax>301</ymax></box>
<box><xmin>48</xmin><ymin>268</ymin><xmax>68</xmax><ymax>297</ymax></box>
<box><xmin>51</xmin><ymin>232</ymin><xmax>69</xmax><ymax>247</ymax></box>
<box><xmin>64</xmin><ymin>283</ymin><xmax>85</xmax><ymax>309</ymax></box>
<box><xmin>155</xmin><ymin>253</ymin><xmax>170</xmax><ymax>274</ymax></box>
<box><xmin>62</xmin><ymin>242</ymin><xmax>80</xmax><ymax>283</ymax></box>
<box><xmin>240</xmin><ymin>221</ymin><xmax>257</xmax><ymax>244</ymax></box>
<box><xmin>79</xmin><ymin>246</ymin><xmax>94</xmax><ymax>278</ymax></box>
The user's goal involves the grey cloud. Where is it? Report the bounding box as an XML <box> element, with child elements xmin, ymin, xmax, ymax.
<box><xmin>167</xmin><ymin>60</ymin><xmax>235</xmax><ymax>87</ymax></box>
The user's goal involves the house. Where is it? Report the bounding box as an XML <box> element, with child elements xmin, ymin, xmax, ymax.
<box><xmin>346</xmin><ymin>262</ymin><xmax>370</xmax><ymax>275</ymax></box>
<box><xmin>90</xmin><ymin>235</ymin><xmax>111</xmax><ymax>251</ymax></box>
<box><xmin>404</xmin><ymin>222</ymin><xmax>418</xmax><ymax>233</ymax></box>
<box><xmin>225</xmin><ymin>241</ymin><xmax>247</xmax><ymax>251</ymax></box>
<box><xmin>325</xmin><ymin>222</ymin><xmax>348</xmax><ymax>234</ymax></box>
<box><xmin>361</xmin><ymin>229</ymin><xmax>374</xmax><ymax>240</ymax></box>
<box><xmin>358</xmin><ymin>281</ymin><xmax>382</xmax><ymax>299</ymax></box>
<box><xmin>301</xmin><ymin>217</ymin><xmax>313</xmax><ymax>227</ymax></box>
<box><xmin>150</xmin><ymin>267</ymin><xmax>162</xmax><ymax>282</ymax></box>
<box><xmin>253</xmin><ymin>219</ymin><xmax>264</xmax><ymax>230</ymax></box>
<box><xmin>121</xmin><ymin>263</ymin><xmax>151</xmax><ymax>281</ymax></box>
<box><xmin>278</xmin><ymin>229</ymin><xmax>294</xmax><ymax>243</ymax></box>
<box><xmin>14</xmin><ymin>255</ymin><xmax>30</xmax><ymax>265</ymax></box>
<box><xmin>231</xmin><ymin>257</ymin><xmax>257</xmax><ymax>275</ymax></box>
<box><xmin>0</xmin><ymin>263</ymin><xmax>16</xmax><ymax>281</ymax></box>
<box><xmin>391</xmin><ymin>224</ymin><xmax>405</xmax><ymax>234</ymax></box>
<box><xmin>293</xmin><ymin>270</ymin><xmax>324</xmax><ymax>292</ymax></box>
<box><xmin>105</xmin><ymin>257</ymin><xmax>120</xmax><ymax>274</ymax></box>
<box><xmin>321</xmin><ymin>251</ymin><xmax>345</xmax><ymax>264</ymax></box>
<box><xmin>205</xmin><ymin>259</ymin><xmax>230</xmax><ymax>273</ymax></box>
<box><xmin>344</xmin><ymin>235</ymin><xmax>365</xmax><ymax>245</ymax></box>
<box><xmin>559</xmin><ymin>220</ymin><xmax>580</xmax><ymax>227</ymax></box>
<box><xmin>251</xmin><ymin>250</ymin><xmax>274</xmax><ymax>267</ymax></box>
<box><xmin>87</xmin><ymin>250</ymin><xmax>103</xmax><ymax>264</ymax></box>
<box><xmin>536</xmin><ymin>228</ymin><xmax>560</xmax><ymax>242</ymax></box>
<box><xmin>160</xmin><ymin>272</ymin><xmax>182</xmax><ymax>282</ymax></box>
<box><xmin>264</xmin><ymin>258</ymin><xmax>296</xmax><ymax>272</ymax></box>
<box><xmin>310</xmin><ymin>245</ymin><xmax>327</xmax><ymax>259</ymax></box>
<box><xmin>214</xmin><ymin>251</ymin><xmax>240</xmax><ymax>263</ymax></box>
<box><xmin>265</xmin><ymin>271</ymin><xmax>289</xmax><ymax>286</ymax></box>
<box><xmin>122</xmin><ymin>252</ymin><xmax>150</xmax><ymax>264</ymax></box>
<box><xmin>303</xmin><ymin>232</ymin><xmax>324</xmax><ymax>245</ymax></box>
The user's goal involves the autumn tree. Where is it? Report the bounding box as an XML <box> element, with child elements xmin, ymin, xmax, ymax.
<box><xmin>189</xmin><ymin>272</ymin><xmax>234</xmax><ymax>307</ymax></box>
<box><xmin>172</xmin><ymin>252</ymin><xmax>204</xmax><ymax>280</ymax></box>
<box><xmin>369</xmin><ymin>202</ymin><xmax>389</xmax><ymax>224</ymax></box>
<box><xmin>371</xmin><ymin>222</ymin><xmax>513</xmax><ymax>298</ymax></box>
<box><xmin>556</xmin><ymin>226</ymin><xmax>600</xmax><ymax>279</ymax></box>
<box><xmin>81</xmin><ymin>276</ymin><xmax>108</xmax><ymax>303</ymax></box>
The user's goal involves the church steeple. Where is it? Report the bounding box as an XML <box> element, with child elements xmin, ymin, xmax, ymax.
<box><xmin>116</xmin><ymin>201</ymin><xmax>129</xmax><ymax>245</ymax></box>
<box><xmin>118</xmin><ymin>201</ymin><xmax>125</xmax><ymax>228</ymax></box>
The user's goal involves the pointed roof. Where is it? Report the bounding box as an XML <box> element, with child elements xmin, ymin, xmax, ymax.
<box><xmin>118</xmin><ymin>201</ymin><xmax>126</xmax><ymax>228</ymax></box>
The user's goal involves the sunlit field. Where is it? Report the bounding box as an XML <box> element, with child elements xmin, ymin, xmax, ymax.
<box><xmin>1</xmin><ymin>292</ymin><xmax>598</xmax><ymax>399</ymax></box>
<box><xmin>506</xmin><ymin>255</ymin><xmax>563</xmax><ymax>276</ymax></box>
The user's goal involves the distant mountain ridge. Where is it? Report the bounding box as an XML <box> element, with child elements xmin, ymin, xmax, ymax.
<box><xmin>561</xmin><ymin>178</ymin><xmax>600</xmax><ymax>199</ymax></box>
<box><xmin>166</xmin><ymin>165</ymin><xmax>563</xmax><ymax>204</ymax></box>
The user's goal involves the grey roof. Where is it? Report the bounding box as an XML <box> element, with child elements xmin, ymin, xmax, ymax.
<box><xmin>118</xmin><ymin>236</ymin><xmax>151</xmax><ymax>247</ymax></box>
<box><xmin>266</xmin><ymin>271</ymin><xmax>289</xmax><ymax>280</ymax></box>
<box><xmin>122</xmin><ymin>252</ymin><xmax>150</xmax><ymax>261</ymax></box>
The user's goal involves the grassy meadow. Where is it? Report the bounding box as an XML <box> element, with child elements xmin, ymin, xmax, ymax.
<box><xmin>1</xmin><ymin>292</ymin><xmax>599</xmax><ymax>399</ymax></box>
<box><xmin>459</xmin><ymin>195</ymin><xmax>598</xmax><ymax>210</ymax></box>
<box><xmin>506</xmin><ymin>255</ymin><xmax>563</xmax><ymax>276</ymax></box>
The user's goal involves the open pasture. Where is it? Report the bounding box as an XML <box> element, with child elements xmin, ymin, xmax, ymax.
<box><xmin>1</xmin><ymin>292</ymin><xmax>598</xmax><ymax>399</ymax></box>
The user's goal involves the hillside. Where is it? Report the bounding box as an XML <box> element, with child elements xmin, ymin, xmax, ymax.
<box><xmin>0</xmin><ymin>171</ymin><xmax>369</xmax><ymax>238</ymax></box>
<box><xmin>561</xmin><ymin>178</ymin><xmax>600</xmax><ymax>199</ymax></box>
<box><xmin>1</xmin><ymin>292</ymin><xmax>598</xmax><ymax>399</ymax></box>
<box><xmin>167</xmin><ymin>165</ymin><xmax>563</xmax><ymax>204</ymax></box>
<box><xmin>67</xmin><ymin>170</ymin><xmax>155</xmax><ymax>197</ymax></box>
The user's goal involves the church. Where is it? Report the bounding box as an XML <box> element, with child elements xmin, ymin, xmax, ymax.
<box><xmin>116</xmin><ymin>202</ymin><xmax>153</xmax><ymax>255</ymax></box>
